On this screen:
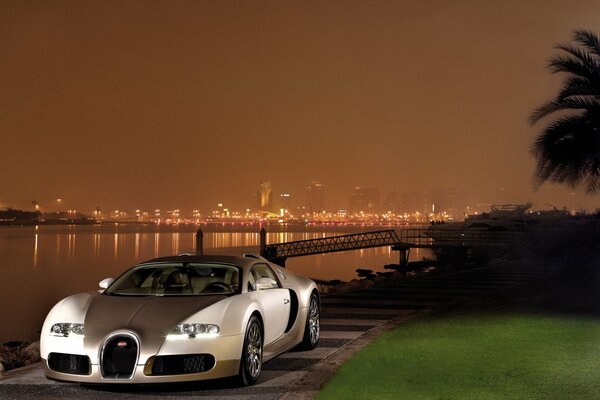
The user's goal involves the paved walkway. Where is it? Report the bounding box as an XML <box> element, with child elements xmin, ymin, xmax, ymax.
<box><xmin>0</xmin><ymin>260</ymin><xmax>549</xmax><ymax>399</ymax></box>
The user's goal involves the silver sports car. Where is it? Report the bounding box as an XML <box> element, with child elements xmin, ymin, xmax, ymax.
<box><xmin>40</xmin><ymin>253</ymin><xmax>320</xmax><ymax>385</ymax></box>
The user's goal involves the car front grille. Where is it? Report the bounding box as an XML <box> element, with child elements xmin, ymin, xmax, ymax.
<box><xmin>150</xmin><ymin>354</ymin><xmax>216</xmax><ymax>375</ymax></box>
<box><xmin>100</xmin><ymin>334</ymin><xmax>139</xmax><ymax>379</ymax></box>
<box><xmin>48</xmin><ymin>352</ymin><xmax>91</xmax><ymax>375</ymax></box>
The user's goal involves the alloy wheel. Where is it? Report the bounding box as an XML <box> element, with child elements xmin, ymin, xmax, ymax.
<box><xmin>308</xmin><ymin>296</ymin><xmax>320</xmax><ymax>345</ymax></box>
<box><xmin>246</xmin><ymin>321</ymin><xmax>262</xmax><ymax>378</ymax></box>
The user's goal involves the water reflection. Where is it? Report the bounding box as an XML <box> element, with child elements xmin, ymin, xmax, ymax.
<box><xmin>68</xmin><ymin>234</ymin><xmax>75</xmax><ymax>259</ymax></box>
<box><xmin>113</xmin><ymin>233</ymin><xmax>118</xmax><ymax>259</ymax></box>
<box><xmin>135</xmin><ymin>233</ymin><xmax>140</xmax><ymax>259</ymax></box>
<box><xmin>33</xmin><ymin>233</ymin><xmax>38</xmax><ymax>268</ymax></box>
<box><xmin>275</xmin><ymin>232</ymin><xmax>289</xmax><ymax>243</ymax></box>
<box><xmin>55</xmin><ymin>235</ymin><xmax>60</xmax><ymax>263</ymax></box>
<box><xmin>93</xmin><ymin>233</ymin><xmax>100</xmax><ymax>257</ymax></box>
<box><xmin>0</xmin><ymin>226</ymin><xmax>431</xmax><ymax>343</ymax></box>
<box><xmin>171</xmin><ymin>232</ymin><xmax>179</xmax><ymax>255</ymax></box>
<box><xmin>154</xmin><ymin>232</ymin><xmax>159</xmax><ymax>257</ymax></box>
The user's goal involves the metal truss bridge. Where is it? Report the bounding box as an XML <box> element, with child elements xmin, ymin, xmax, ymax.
<box><xmin>261</xmin><ymin>229</ymin><xmax>400</xmax><ymax>261</ymax></box>
<box><xmin>259</xmin><ymin>228</ymin><xmax>519</xmax><ymax>266</ymax></box>
<box><xmin>397</xmin><ymin>228</ymin><xmax>519</xmax><ymax>248</ymax></box>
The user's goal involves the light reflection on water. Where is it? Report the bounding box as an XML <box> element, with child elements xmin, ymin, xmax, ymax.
<box><xmin>33</xmin><ymin>233</ymin><xmax>38</xmax><ymax>268</ymax></box>
<box><xmin>1</xmin><ymin>225</ymin><xmax>430</xmax><ymax>342</ymax></box>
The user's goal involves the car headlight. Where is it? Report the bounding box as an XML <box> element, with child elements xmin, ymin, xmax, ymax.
<box><xmin>50</xmin><ymin>323</ymin><xmax>84</xmax><ymax>337</ymax></box>
<box><xmin>167</xmin><ymin>323</ymin><xmax>220</xmax><ymax>340</ymax></box>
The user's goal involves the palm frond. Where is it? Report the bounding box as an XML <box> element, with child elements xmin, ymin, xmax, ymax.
<box><xmin>555</xmin><ymin>44</ymin><xmax>599</xmax><ymax>72</ymax></box>
<box><xmin>583</xmin><ymin>160</ymin><xmax>600</xmax><ymax>193</ymax></box>
<box><xmin>548</xmin><ymin>55</ymin><xmax>595</xmax><ymax>78</ymax></box>
<box><xmin>531</xmin><ymin>112</ymin><xmax>600</xmax><ymax>191</ymax></box>
<box><xmin>531</xmin><ymin>29</ymin><xmax>600</xmax><ymax>193</ymax></box>
<box><xmin>529</xmin><ymin>96</ymin><xmax>599</xmax><ymax>125</ymax></box>
<box><xmin>531</xmin><ymin>115</ymin><xmax>587</xmax><ymax>154</ymax></box>
<box><xmin>557</xmin><ymin>76</ymin><xmax>600</xmax><ymax>100</ymax></box>
<box><xmin>573</xmin><ymin>29</ymin><xmax>600</xmax><ymax>59</ymax></box>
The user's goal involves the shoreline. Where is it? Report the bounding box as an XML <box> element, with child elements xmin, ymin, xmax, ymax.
<box><xmin>5</xmin><ymin>220</ymin><xmax>595</xmax><ymax>375</ymax></box>
<box><xmin>0</xmin><ymin>342</ymin><xmax>40</xmax><ymax>374</ymax></box>
<box><xmin>0</xmin><ymin>257</ymin><xmax>448</xmax><ymax>374</ymax></box>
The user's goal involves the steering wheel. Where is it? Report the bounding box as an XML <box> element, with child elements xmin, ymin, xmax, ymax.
<box><xmin>204</xmin><ymin>282</ymin><xmax>232</xmax><ymax>292</ymax></box>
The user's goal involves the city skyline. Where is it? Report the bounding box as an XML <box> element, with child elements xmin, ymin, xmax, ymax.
<box><xmin>2</xmin><ymin>1</ymin><xmax>600</xmax><ymax>213</ymax></box>
<box><xmin>2</xmin><ymin>179</ymin><xmax>584</xmax><ymax>219</ymax></box>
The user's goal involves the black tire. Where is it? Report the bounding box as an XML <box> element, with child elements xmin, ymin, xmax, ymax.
<box><xmin>298</xmin><ymin>292</ymin><xmax>320</xmax><ymax>350</ymax></box>
<box><xmin>237</xmin><ymin>315</ymin><xmax>263</xmax><ymax>386</ymax></box>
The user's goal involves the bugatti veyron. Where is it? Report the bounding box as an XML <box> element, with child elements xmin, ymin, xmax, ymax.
<box><xmin>40</xmin><ymin>254</ymin><xmax>320</xmax><ymax>385</ymax></box>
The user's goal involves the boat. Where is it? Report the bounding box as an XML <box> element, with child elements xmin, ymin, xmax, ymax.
<box><xmin>424</xmin><ymin>203</ymin><xmax>571</xmax><ymax>245</ymax></box>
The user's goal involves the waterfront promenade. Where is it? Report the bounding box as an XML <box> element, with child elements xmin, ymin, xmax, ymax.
<box><xmin>0</xmin><ymin>259</ymin><xmax>548</xmax><ymax>399</ymax></box>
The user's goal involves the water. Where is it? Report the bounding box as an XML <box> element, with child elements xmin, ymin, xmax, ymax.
<box><xmin>0</xmin><ymin>224</ymin><xmax>431</xmax><ymax>342</ymax></box>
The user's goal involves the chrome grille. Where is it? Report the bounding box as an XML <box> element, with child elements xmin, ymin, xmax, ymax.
<box><xmin>100</xmin><ymin>333</ymin><xmax>139</xmax><ymax>379</ymax></box>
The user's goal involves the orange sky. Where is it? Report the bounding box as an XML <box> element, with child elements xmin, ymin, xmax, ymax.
<box><xmin>1</xmin><ymin>0</ymin><xmax>599</xmax><ymax>213</ymax></box>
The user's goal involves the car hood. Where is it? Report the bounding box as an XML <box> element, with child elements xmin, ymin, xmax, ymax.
<box><xmin>83</xmin><ymin>294</ymin><xmax>226</xmax><ymax>358</ymax></box>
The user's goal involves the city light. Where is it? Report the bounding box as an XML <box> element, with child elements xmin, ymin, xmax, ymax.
<box><xmin>42</xmin><ymin>200</ymin><xmax>471</xmax><ymax>226</ymax></box>
<box><xmin>14</xmin><ymin>182</ymin><xmax>481</xmax><ymax>226</ymax></box>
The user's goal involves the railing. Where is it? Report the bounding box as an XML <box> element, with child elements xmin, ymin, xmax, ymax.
<box><xmin>261</xmin><ymin>229</ymin><xmax>400</xmax><ymax>259</ymax></box>
<box><xmin>398</xmin><ymin>228</ymin><xmax>519</xmax><ymax>247</ymax></box>
<box><xmin>258</xmin><ymin>227</ymin><xmax>520</xmax><ymax>263</ymax></box>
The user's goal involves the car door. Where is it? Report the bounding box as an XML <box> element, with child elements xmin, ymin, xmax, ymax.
<box><xmin>250</xmin><ymin>263</ymin><xmax>290</xmax><ymax>345</ymax></box>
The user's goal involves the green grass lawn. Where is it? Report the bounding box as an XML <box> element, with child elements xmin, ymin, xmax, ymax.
<box><xmin>316</xmin><ymin>312</ymin><xmax>600</xmax><ymax>400</ymax></box>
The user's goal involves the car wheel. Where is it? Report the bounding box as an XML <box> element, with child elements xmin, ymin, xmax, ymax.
<box><xmin>298</xmin><ymin>292</ymin><xmax>320</xmax><ymax>350</ymax></box>
<box><xmin>237</xmin><ymin>315</ymin><xmax>263</xmax><ymax>386</ymax></box>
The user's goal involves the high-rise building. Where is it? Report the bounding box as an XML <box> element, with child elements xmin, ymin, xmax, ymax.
<box><xmin>257</xmin><ymin>181</ymin><xmax>273</xmax><ymax>212</ymax></box>
<box><xmin>401</xmin><ymin>192</ymin><xmax>427</xmax><ymax>215</ymax></box>
<box><xmin>305</xmin><ymin>181</ymin><xmax>325</xmax><ymax>214</ymax></box>
<box><xmin>278</xmin><ymin>193</ymin><xmax>293</xmax><ymax>211</ymax></box>
<box><xmin>428</xmin><ymin>187</ymin><xmax>468</xmax><ymax>218</ymax></box>
<box><xmin>349</xmin><ymin>187</ymin><xmax>380</xmax><ymax>213</ymax></box>
<box><xmin>383</xmin><ymin>191</ymin><xmax>401</xmax><ymax>213</ymax></box>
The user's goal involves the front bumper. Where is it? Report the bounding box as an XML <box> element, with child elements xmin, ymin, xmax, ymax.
<box><xmin>43</xmin><ymin>333</ymin><xmax>244</xmax><ymax>383</ymax></box>
<box><xmin>43</xmin><ymin>359</ymin><xmax>240</xmax><ymax>383</ymax></box>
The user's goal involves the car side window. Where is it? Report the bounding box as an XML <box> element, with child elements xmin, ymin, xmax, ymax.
<box><xmin>248</xmin><ymin>271</ymin><xmax>256</xmax><ymax>292</ymax></box>
<box><xmin>249</xmin><ymin>263</ymin><xmax>282</xmax><ymax>290</ymax></box>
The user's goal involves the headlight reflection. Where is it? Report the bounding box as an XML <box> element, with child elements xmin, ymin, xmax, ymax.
<box><xmin>167</xmin><ymin>323</ymin><xmax>220</xmax><ymax>340</ymax></box>
<box><xmin>50</xmin><ymin>323</ymin><xmax>84</xmax><ymax>337</ymax></box>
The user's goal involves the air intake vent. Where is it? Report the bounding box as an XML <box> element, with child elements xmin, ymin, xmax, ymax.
<box><xmin>48</xmin><ymin>353</ymin><xmax>91</xmax><ymax>375</ymax></box>
<box><xmin>243</xmin><ymin>253</ymin><xmax>260</xmax><ymax>259</ymax></box>
<box><xmin>151</xmin><ymin>354</ymin><xmax>215</xmax><ymax>375</ymax></box>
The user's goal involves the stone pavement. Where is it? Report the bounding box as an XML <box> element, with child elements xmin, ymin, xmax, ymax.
<box><xmin>0</xmin><ymin>260</ymin><xmax>548</xmax><ymax>399</ymax></box>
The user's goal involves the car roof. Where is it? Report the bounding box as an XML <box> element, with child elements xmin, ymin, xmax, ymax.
<box><xmin>139</xmin><ymin>254</ymin><xmax>268</xmax><ymax>270</ymax></box>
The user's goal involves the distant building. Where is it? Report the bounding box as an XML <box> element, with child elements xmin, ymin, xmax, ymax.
<box><xmin>43</xmin><ymin>210</ymin><xmax>92</xmax><ymax>223</ymax></box>
<box><xmin>428</xmin><ymin>187</ymin><xmax>468</xmax><ymax>218</ymax></box>
<box><xmin>278</xmin><ymin>193</ymin><xmax>293</xmax><ymax>211</ymax></box>
<box><xmin>305</xmin><ymin>181</ymin><xmax>325</xmax><ymax>214</ymax></box>
<box><xmin>0</xmin><ymin>208</ymin><xmax>41</xmax><ymax>224</ymax></box>
<box><xmin>383</xmin><ymin>191</ymin><xmax>401</xmax><ymax>213</ymax></box>
<box><xmin>401</xmin><ymin>192</ymin><xmax>427</xmax><ymax>216</ymax></box>
<box><xmin>257</xmin><ymin>181</ymin><xmax>274</xmax><ymax>212</ymax></box>
<box><xmin>349</xmin><ymin>187</ymin><xmax>380</xmax><ymax>213</ymax></box>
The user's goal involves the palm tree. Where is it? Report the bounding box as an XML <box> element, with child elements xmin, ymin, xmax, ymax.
<box><xmin>530</xmin><ymin>29</ymin><xmax>600</xmax><ymax>193</ymax></box>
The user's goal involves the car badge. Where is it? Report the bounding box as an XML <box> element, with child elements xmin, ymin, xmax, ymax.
<box><xmin>117</xmin><ymin>340</ymin><xmax>128</xmax><ymax>348</ymax></box>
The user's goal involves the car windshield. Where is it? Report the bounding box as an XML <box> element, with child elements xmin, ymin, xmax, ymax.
<box><xmin>104</xmin><ymin>262</ymin><xmax>241</xmax><ymax>296</ymax></box>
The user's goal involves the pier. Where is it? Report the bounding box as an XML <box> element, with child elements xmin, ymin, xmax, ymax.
<box><xmin>239</xmin><ymin>227</ymin><xmax>522</xmax><ymax>267</ymax></box>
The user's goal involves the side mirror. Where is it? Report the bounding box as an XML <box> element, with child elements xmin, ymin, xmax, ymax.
<box><xmin>255</xmin><ymin>277</ymin><xmax>278</xmax><ymax>290</ymax></box>
<box><xmin>98</xmin><ymin>278</ymin><xmax>114</xmax><ymax>290</ymax></box>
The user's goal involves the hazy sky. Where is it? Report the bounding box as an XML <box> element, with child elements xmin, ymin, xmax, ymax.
<box><xmin>2</xmin><ymin>0</ymin><xmax>600</xmax><ymax>213</ymax></box>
